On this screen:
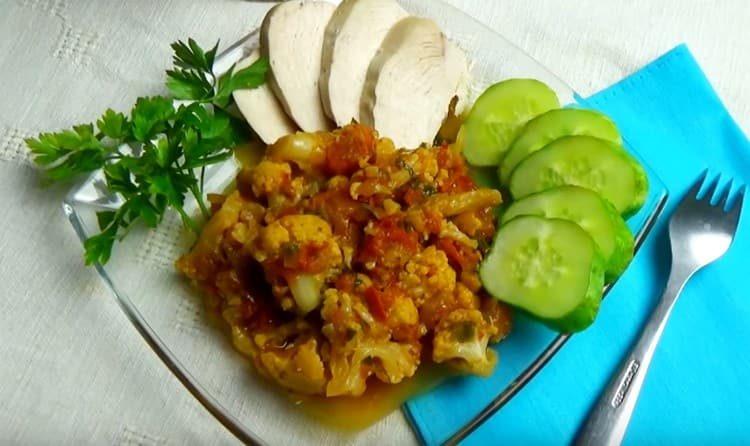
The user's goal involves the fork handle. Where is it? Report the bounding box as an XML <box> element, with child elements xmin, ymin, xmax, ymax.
<box><xmin>575</xmin><ymin>266</ymin><xmax>693</xmax><ymax>446</ymax></box>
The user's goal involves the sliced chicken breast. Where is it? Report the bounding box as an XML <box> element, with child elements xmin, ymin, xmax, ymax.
<box><xmin>319</xmin><ymin>0</ymin><xmax>408</xmax><ymax>126</ymax></box>
<box><xmin>261</xmin><ymin>1</ymin><xmax>335</xmax><ymax>132</ymax></box>
<box><xmin>232</xmin><ymin>49</ymin><xmax>297</xmax><ymax>144</ymax></box>
<box><xmin>360</xmin><ymin>17</ymin><xmax>456</xmax><ymax>149</ymax></box>
<box><xmin>444</xmin><ymin>40</ymin><xmax>471</xmax><ymax>115</ymax></box>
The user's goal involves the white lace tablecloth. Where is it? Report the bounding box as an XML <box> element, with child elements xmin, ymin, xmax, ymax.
<box><xmin>1</xmin><ymin>0</ymin><xmax>748</xmax><ymax>444</ymax></box>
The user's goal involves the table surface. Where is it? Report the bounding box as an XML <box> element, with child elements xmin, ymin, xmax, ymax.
<box><xmin>1</xmin><ymin>0</ymin><xmax>748</xmax><ymax>444</ymax></box>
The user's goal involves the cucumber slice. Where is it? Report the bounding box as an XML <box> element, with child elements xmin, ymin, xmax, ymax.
<box><xmin>468</xmin><ymin>166</ymin><xmax>501</xmax><ymax>190</ymax></box>
<box><xmin>499</xmin><ymin>108</ymin><xmax>621</xmax><ymax>184</ymax></box>
<box><xmin>508</xmin><ymin>135</ymin><xmax>648</xmax><ymax>216</ymax></box>
<box><xmin>459</xmin><ymin>79</ymin><xmax>560</xmax><ymax>167</ymax></box>
<box><xmin>479</xmin><ymin>215</ymin><xmax>605</xmax><ymax>332</ymax></box>
<box><xmin>501</xmin><ymin>186</ymin><xmax>634</xmax><ymax>282</ymax></box>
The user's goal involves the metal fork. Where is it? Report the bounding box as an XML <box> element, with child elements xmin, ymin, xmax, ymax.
<box><xmin>576</xmin><ymin>171</ymin><xmax>745</xmax><ymax>446</ymax></box>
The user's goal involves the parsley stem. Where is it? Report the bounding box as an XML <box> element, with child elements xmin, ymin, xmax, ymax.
<box><xmin>199</xmin><ymin>166</ymin><xmax>206</xmax><ymax>195</ymax></box>
<box><xmin>190</xmin><ymin>184</ymin><xmax>210</xmax><ymax>220</ymax></box>
<box><xmin>176</xmin><ymin>206</ymin><xmax>200</xmax><ymax>235</ymax></box>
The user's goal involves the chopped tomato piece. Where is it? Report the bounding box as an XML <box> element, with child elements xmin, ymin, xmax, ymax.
<box><xmin>402</xmin><ymin>187</ymin><xmax>425</xmax><ymax>206</ymax></box>
<box><xmin>281</xmin><ymin>242</ymin><xmax>329</xmax><ymax>273</ymax></box>
<box><xmin>364</xmin><ymin>286</ymin><xmax>394</xmax><ymax>321</ymax></box>
<box><xmin>436</xmin><ymin>238</ymin><xmax>480</xmax><ymax>271</ymax></box>
<box><xmin>325</xmin><ymin>123</ymin><xmax>377</xmax><ymax>175</ymax></box>
<box><xmin>358</xmin><ymin>216</ymin><xmax>419</xmax><ymax>268</ymax></box>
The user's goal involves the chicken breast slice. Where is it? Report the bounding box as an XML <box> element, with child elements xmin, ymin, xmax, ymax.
<box><xmin>360</xmin><ymin>17</ymin><xmax>456</xmax><ymax>149</ymax></box>
<box><xmin>444</xmin><ymin>40</ymin><xmax>471</xmax><ymax>115</ymax></box>
<box><xmin>319</xmin><ymin>0</ymin><xmax>408</xmax><ymax>126</ymax></box>
<box><xmin>261</xmin><ymin>1</ymin><xmax>335</xmax><ymax>132</ymax></box>
<box><xmin>232</xmin><ymin>49</ymin><xmax>297</xmax><ymax>144</ymax></box>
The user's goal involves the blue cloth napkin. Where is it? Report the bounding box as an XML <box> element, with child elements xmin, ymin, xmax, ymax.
<box><xmin>405</xmin><ymin>44</ymin><xmax>750</xmax><ymax>445</ymax></box>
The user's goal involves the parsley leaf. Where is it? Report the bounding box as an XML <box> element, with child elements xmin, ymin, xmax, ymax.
<box><xmin>166</xmin><ymin>68</ymin><xmax>213</xmax><ymax>100</ymax></box>
<box><xmin>96</xmin><ymin>109</ymin><xmax>130</xmax><ymax>140</ymax></box>
<box><xmin>132</xmin><ymin>96</ymin><xmax>175</xmax><ymax>142</ymax></box>
<box><xmin>26</xmin><ymin>125</ymin><xmax>109</xmax><ymax>181</ymax></box>
<box><xmin>27</xmin><ymin>38</ymin><xmax>267</xmax><ymax>265</ymax></box>
<box><xmin>166</xmin><ymin>39</ymin><xmax>217</xmax><ymax>101</ymax></box>
<box><xmin>171</xmin><ymin>39</ymin><xmax>215</xmax><ymax>72</ymax></box>
<box><xmin>84</xmin><ymin>225</ymin><xmax>118</xmax><ymax>265</ymax></box>
<box><xmin>167</xmin><ymin>38</ymin><xmax>269</xmax><ymax>107</ymax></box>
<box><xmin>214</xmin><ymin>57</ymin><xmax>270</xmax><ymax>107</ymax></box>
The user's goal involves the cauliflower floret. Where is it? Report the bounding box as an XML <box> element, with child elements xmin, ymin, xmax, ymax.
<box><xmin>368</xmin><ymin>340</ymin><xmax>420</xmax><ymax>384</ymax></box>
<box><xmin>326</xmin><ymin>349</ymin><xmax>368</xmax><ymax>397</ymax></box>
<box><xmin>388</xmin><ymin>295</ymin><xmax>419</xmax><ymax>326</ymax></box>
<box><xmin>255</xmin><ymin>221</ymin><xmax>290</xmax><ymax>259</ymax></box>
<box><xmin>254</xmin><ymin>215</ymin><xmax>343</xmax><ymax>313</ymax></box>
<box><xmin>454</xmin><ymin>282</ymin><xmax>480</xmax><ymax>310</ymax></box>
<box><xmin>255</xmin><ymin>214</ymin><xmax>338</xmax><ymax>262</ymax></box>
<box><xmin>177</xmin><ymin>191</ymin><xmax>254</xmax><ymax>281</ymax></box>
<box><xmin>398</xmin><ymin>148</ymin><xmax>439</xmax><ymax>183</ymax></box>
<box><xmin>327</xmin><ymin>339</ymin><xmax>419</xmax><ymax>397</ymax></box>
<box><xmin>321</xmin><ymin>289</ymin><xmax>374</xmax><ymax>342</ymax></box>
<box><xmin>400</xmin><ymin>246</ymin><xmax>456</xmax><ymax>305</ymax></box>
<box><xmin>250</xmin><ymin>160</ymin><xmax>292</xmax><ymax>197</ymax></box>
<box><xmin>251</xmin><ymin>321</ymin><xmax>327</xmax><ymax>395</ymax></box>
<box><xmin>432</xmin><ymin>309</ymin><xmax>497</xmax><ymax>377</ymax></box>
<box><xmin>386</xmin><ymin>295</ymin><xmax>423</xmax><ymax>342</ymax></box>
<box><xmin>321</xmin><ymin>289</ymin><xmax>420</xmax><ymax>396</ymax></box>
<box><xmin>257</xmin><ymin>338</ymin><xmax>327</xmax><ymax>395</ymax></box>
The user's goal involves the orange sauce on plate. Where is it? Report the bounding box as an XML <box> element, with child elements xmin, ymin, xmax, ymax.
<box><xmin>290</xmin><ymin>365</ymin><xmax>455</xmax><ymax>431</ymax></box>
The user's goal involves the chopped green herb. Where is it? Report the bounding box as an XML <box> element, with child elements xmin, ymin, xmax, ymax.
<box><xmin>420</xmin><ymin>183</ymin><xmax>437</xmax><ymax>196</ymax></box>
<box><xmin>26</xmin><ymin>39</ymin><xmax>269</xmax><ymax>265</ymax></box>
<box><xmin>281</xmin><ymin>242</ymin><xmax>300</xmax><ymax>257</ymax></box>
<box><xmin>396</xmin><ymin>158</ymin><xmax>415</xmax><ymax>178</ymax></box>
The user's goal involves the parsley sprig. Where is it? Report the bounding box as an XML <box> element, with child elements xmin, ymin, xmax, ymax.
<box><xmin>26</xmin><ymin>39</ymin><xmax>268</xmax><ymax>265</ymax></box>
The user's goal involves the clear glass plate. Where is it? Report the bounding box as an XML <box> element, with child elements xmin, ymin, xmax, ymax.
<box><xmin>62</xmin><ymin>0</ymin><xmax>668</xmax><ymax>444</ymax></box>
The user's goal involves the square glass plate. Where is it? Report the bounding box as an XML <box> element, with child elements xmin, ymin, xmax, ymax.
<box><xmin>62</xmin><ymin>0</ymin><xmax>668</xmax><ymax>444</ymax></box>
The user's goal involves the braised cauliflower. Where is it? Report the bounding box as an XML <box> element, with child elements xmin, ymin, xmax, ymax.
<box><xmin>433</xmin><ymin>309</ymin><xmax>497</xmax><ymax>376</ymax></box>
<box><xmin>177</xmin><ymin>123</ymin><xmax>511</xmax><ymax>398</ymax></box>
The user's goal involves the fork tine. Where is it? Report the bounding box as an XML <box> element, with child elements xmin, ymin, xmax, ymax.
<box><xmin>685</xmin><ymin>169</ymin><xmax>710</xmax><ymax>200</ymax></box>
<box><xmin>716</xmin><ymin>179</ymin><xmax>734</xmax><ymax>209</ymax></box>
<box><xmin>701</xmin><ymin>173</ymin><xmax>722</xmax><ymax>202</ymax></box>
<box><xmin>728</xmin><ymin>185</ymin><xmax>745</xmax><ymax>221</ymax></box>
